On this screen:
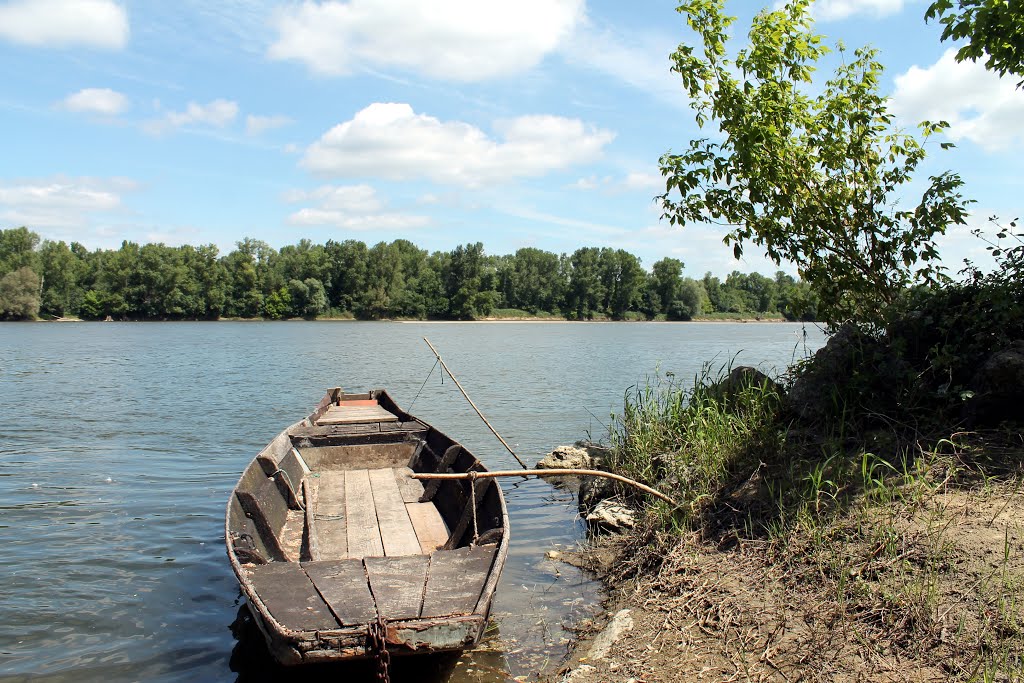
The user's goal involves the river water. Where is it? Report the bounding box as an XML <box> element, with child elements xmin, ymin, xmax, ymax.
<box><xmin>0</xmin><ymin>321</ymin><xmax>825</xmax><ymax>682</ymax></box>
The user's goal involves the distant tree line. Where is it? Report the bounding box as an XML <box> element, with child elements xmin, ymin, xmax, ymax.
<box><xmin>0</xmin><ymin>226</ymin><xmax>818</xmax><ymax>322</ymax></box>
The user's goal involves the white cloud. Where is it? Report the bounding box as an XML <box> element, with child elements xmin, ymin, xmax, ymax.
<box><xmin>284</xmin><ymin>183</ymin><xmax>429</xmax><ymax>231</ymax></box>
<box><xmin>246</xmin><ymin>113</ymin><xmax>292</xmax><ymax>135</ymax></box>
<box><xmin>60</xmin><ymin>87</ymin><xmax>128</xmax><ymax>115</ymax></box>
<box><xmin>283</xmin><ymin>184</ymin><xmax>383</xmax><ymax>213</ymax></box>
<box><xmin>772</xmin><ymin>0</ymin><xmax>904</xmax><ymax>21</ymax></box>
<box><xmin>303</xmin><ymin>102</ymin><xmax>615</xmax><ymax>186</ymax></box>
<box><xmin>0</xmin><ymin>0</ymin><xmax>128</xmax><ymax>49</ymax></box>
<box><xmin>288</xmin><ymin>208</ymin><xmax>429</xmax><ymax>230</ymax></box>
<box><xmin>0</xmin><ymin>176</ymin><xmax>135</xmax><ymax>230</ymax></box>
<box><xmin>569</xmin><ymin>171</ymin><xmax>663</xmax><ymax>193</ymax></box>
<box><xmin>891</xmin><ymin>49</ymin><xmax>1024</xmax><ymax>151</ymax></box>
<box><xmin>268</xmin><ymin>0</ymin><xmax>582</xmax><ymax>81</ymax></box>
<box><xmin>571</xmin><ymin>176</ymin><xmax>602</xmax><ymax>191</ymax></box>
<box><xmin>623</xmin><ymin>171</ymin><xmax>663</xmax><ymax>192</ymax></box>
<box><xmin>145</xmin><ymin>99</ymin><xmax>239</xmax><ymax>134</ymax></box>
<box><xmin>560</xmin><ymin>21</ymin><xmax>687</xmax><ymax>109</ymax></box>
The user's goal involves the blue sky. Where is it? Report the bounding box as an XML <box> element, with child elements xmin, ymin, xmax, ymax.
<box><xmin>0</xmin><ymin>0</ymin><xmax>1021</xmax><ymax>278</ymax></box>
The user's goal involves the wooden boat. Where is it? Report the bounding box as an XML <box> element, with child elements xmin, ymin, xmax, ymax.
<box><xmin>225</xmin><ymin>388</ymin><xmax>509</xmax><ymax>666</ymax></box>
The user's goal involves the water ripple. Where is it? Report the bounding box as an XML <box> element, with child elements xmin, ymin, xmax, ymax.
<box><xmin>0</xmin><ymin>321</ymin><xmax>825</xmax><ymax>682</ymax></box>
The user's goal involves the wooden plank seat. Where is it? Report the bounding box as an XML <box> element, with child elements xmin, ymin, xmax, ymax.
<box><xmin>316</xmin><ymin>405</ymin><xmax>399</xmax><ymax>425</ymax></box>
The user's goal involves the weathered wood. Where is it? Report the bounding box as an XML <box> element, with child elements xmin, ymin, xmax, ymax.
<box><xmin>365</xmin><ymin>555</ymin><xmax>430</xmax><ymax>620</ymax></box>
<box><xmin>337</xmin><ymin>399</ymin><xmax>378</xmax><ymax>407</ymax></box>
<box><xmin>302</xmin><ymin>559</ymin><xmax>378</xmax><ymax>626</ymax></box>
<box><xmin>278</xmin><ymin>509</ymin><xmax>305</xmax><ymax>562</ymax></box>
<box><xmin>228</xmin><ymin>494</ymin><xmax>272</xmax><ymax>564</ymax></box>
<box><xmin>313</xmin><ymin>471</ymin><xmax>347</xmax><ymax>560</ymax></box>
<box><xmin>317</xmin><ymin>405</ymin><xmax>399</xmax><ymax>425</ymax></box>
<box><xmin>443</xmin><ymin>478</ymin><xmax>493</xmax><ymax>550</ymax></box>
<box><xmin>379</xmin><ymin>420</ymin><xmax>427</xmax><ymax>433</ymax></box>
<box><xmin>236</xmin><ymin>477</ymin><xmax>289</xmax><ymax>560</ymax></box>
<box><xmin>419</xmin><ymin>445</ymin><xmax>462</xmax><ymax>502</ymax></box>
<box><xmin>406</xmin><ymin>502</ymin><xmax>450</xmax><ymax>554</ymax></box>
<box><xmin>394</xmin><ymin>467</ymin><xmax>426</xmax><ymax>503</ymax></box>
<box><xmin>368</xmin><ymin>468</ymin><xmax>422</xmax><ymax>557</ymax></box>
<box><xmin>421</xmin><ymin>546</ymin><xmax>496</xmax><ymax>618</ymax></box>
<box><xmin>411</xmin><ymin>468</ymin><xmax>680</xmax><ymax>506</ymax></box>
<box><xmin>345</xmin><ymin>469</ymin><xmax>385</xmax><ymax>558</ymax></box>
<box><xmin>256</xmin><ymin>429</ymin><xmax>295</xmax><ymax>475</ymax></box>
<box><xmin>274</xmin><ymin>448</ymin><xmax>309</xmax><ymax>509</ymax></box>
<box><xmin>246</xmin><ymin>562</ymin><xmax>339</xmax><ymax>631</ymax></box>
<box><xmin>302</xmin><ymin>478</ymin><xmax>321</xmax><ymax>562</ymax></box>
<box><xmin>295</xmin><ymin>443</ymin><xmax>417</xmax><ymax>471</ymax></box>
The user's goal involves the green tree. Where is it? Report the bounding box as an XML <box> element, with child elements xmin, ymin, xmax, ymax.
<box><xmin>672</xmin><ymin>279</ymin><xmax>706</xmax><ymax>320</ymax></box>
<box><xmin>0</xmin><ymin>227</ymin><xmax>40</xmax><ymax>274</ymax></box>
<box><xmin>608</xmin><ymin>249</ymin><xmax>646</xmax><ymax>319</ymax></box>
<box><xmin>38</xmin><ymin>240</ymin><xmax>85</xmax><ymax>317</ymax></box>
<box><xmin>0</xmin><ymin>266</ymin><xmax>41</xmax><ymax>319</ymax></box>
<box><xmin>501</xmin><ymin>247</ymin><xmax>565</xmax><ymax>313</ymax></box>
<box><xmin>325</xmin><ymin>239</ymin><xmax>368</xmax><ymax>314</ymax></box>
<box><xmin>660</xmin><ymin>0</ymin><xmax>971</xmax><ymax>326</ymax></box>
<box><xmin>443</xmin><ymin>243</ymin><xmax>493</xmax><ymax>319</ymax></box>
<box><xmin>926</xmin><ymin>0</ymin><xmax>1024</xmax><ymax>85</ymax></box>
<box><xmin>648</xmin><ymin>257</ymin><xmax>685</xmax><ymax>316</ymax></box>
<box><xmin>565</xmin><ymin>247</ymin><xmax>605</xmax><ymax>319</ymax></box>
<box><xmin>263</xmin><ymin>287</ymin><xmax>291</xmax><ymax>319</ymax></box>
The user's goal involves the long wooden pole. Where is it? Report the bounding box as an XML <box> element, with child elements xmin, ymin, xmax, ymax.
<box><xmin>410</xmin><ymin>469</ymin><xmax>679</xmax><ymax>507</ymax></box>
<box><xmin>423</xmin><ymin>337</ymin><xmax>528</xmax><ymax>469</ymax></box>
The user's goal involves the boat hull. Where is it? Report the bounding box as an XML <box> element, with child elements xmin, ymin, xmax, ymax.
<box><xmin>225</xmin><ymin>388</ymin><xmax>509</xmax><ymax>665</ymax></box>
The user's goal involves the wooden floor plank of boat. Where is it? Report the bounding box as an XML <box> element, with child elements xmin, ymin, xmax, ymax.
<box><xmin>247</xmin><ymin>562</ymin><xmax>340</xmax><ymax>631</ymax></box>
<box><xmin>405</xmin><ymin>502</ymin><xmax>450</xmax><ymax>554</ymax></box>
<box><xmin>368</xmin><ymin>469</ymin><xmax>422</xmax><ymax>557</ymax></box>
<box><xmin>345</xmin><ymin>469</ymin><xmax>386</xmax><ymax>558</ymax></box>
<box><xmin>394</xmin><ymin>467</ymin><xmax>425</xmax><ymax>503</ymax></box>
<box><xmin>302</xmin><ymin>559</ymin><xmax>377</xmax><ymax>626</ymax></box>
<box><xmin>365</xmin><ymin>555</ymin><xmax>430</xmax><ymax>620</ymax></box>
<box><xmin>421</xmin><ymin>546</ymin><xmax>496</xmax><ymax>618</ymax></box>
<box><xmin>309</xmin><ymin>467</ymin><xmax>450</xmax><ymax>561</ymax></box>
<box><xmin>313</xmin><ymin>471</ymin><xmax>348</xmax><ymax>559</ymax></box>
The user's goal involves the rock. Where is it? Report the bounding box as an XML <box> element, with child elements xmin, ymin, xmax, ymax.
<box><xmin>966</xmin><ymin>340</ymin><xmax>1024</xmax><ymax>425</ymax></box>
<box><xmin>586</xmin><ymin>609</ymin><xmax>634</xmax><ymax>660</ymax></box>
<box><xmin>561</xmin><ymin>664</ymin><xmax>596</xmax><ymax>682</ymax></box>
<box><xmin>537</xmin><ymin>445</ymin><xmax>592</xmax><ymax>470</ymax></box>
<box><xmin>537</xmin><ymin>441</ymin><xmax>612</xmax><ymax>470</ymax></box>
<box><xmin>585</xmin><ymin>499</ymin><xmax>635</xmax><ymax>531</ymax></box>
<box><xmin>579</xmin><ymin>475</ymin><xmax>615</xmax><ymax>512</ymax></box>
<box><xmin>708</xmin><ymin>365</ymin><xmax>783</xmax><ymax>403</ymax></box>
<box><xmin>574</xmin><ymin>440</ymin><xmax>612</xmax><ymax>467</ymax></box>
<box><xmin>785</xmin><ymin>324</ymin><xmax>911</xmax><ymax>424</ymax></box>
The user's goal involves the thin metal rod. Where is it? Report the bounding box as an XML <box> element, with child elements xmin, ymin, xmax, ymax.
<box><xmin>410</xmin><ymin>468</ymin><xmax>679</xmax><ymax>507</ymax></box>
<box><xmin>423</xmin><ymin>337</ymin><xmax>528</xmax><ymax>469</ymax></box>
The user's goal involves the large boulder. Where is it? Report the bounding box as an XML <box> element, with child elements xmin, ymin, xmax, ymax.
<box><xmin>785</xmin><ymin>324</ymin><xmax>912</xmax><ymax>424</ymax></box>
<box><xmin>965</xmin><ymin>340</ymin><xmax>1024</xmax><ymax>425</ymax></box>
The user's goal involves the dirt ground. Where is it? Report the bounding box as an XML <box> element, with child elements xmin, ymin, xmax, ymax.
<box><xmin>549</xmin><ymin>483</ymin><xmax>1024</xmax><ymax>683</ymax></box>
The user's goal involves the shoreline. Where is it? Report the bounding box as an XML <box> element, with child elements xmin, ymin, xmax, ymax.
<box><xmin>23</xmin><ymin>316</ymin><xmax>799</xmax><ymax>324</ymax></box>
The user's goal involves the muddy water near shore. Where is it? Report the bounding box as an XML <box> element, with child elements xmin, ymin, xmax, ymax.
<box><xmin>0</xmin><ymin>321</ymin><xmax>825</xmax><ymax>682</ymax></box>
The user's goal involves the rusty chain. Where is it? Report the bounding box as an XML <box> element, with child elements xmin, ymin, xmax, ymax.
<box><xmin>367</xmin><ymin>615</ymin><xmax>391</xmax><ymax>683</ymax></box>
